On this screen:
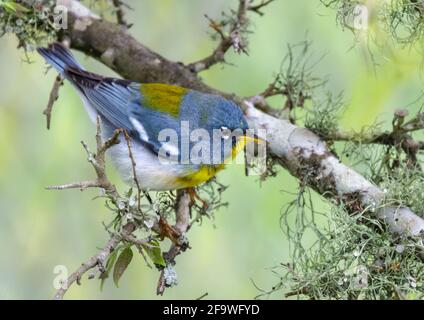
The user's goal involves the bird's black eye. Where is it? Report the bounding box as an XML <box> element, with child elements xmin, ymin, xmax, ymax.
<box><xmin>220</xmin><ymin>126</ymin><xmax>231</xmax><ymax>140</ymax></box>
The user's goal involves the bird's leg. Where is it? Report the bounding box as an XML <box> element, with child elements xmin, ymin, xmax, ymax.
<box><xmin>187</xmin><ymin>187</ymin><xmax>209</xmax><ymax>211</ymax></box>
<box><xmin>157</xmin><ymin>215</ymin><xmax>181</xmax><ymax>244</ymax></box>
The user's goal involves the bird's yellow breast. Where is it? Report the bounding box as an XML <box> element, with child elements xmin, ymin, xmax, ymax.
<box><xmin>174</xmin><ymin>138</ymin><xmax>248</xmax><ymax>188</ymax></box>
<box><xmin>176</xmin><ymin>164</ymin><xmax>225</xmax><ymax>188</ymax></box>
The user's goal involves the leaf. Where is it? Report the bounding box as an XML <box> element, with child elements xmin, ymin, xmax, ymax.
<box><xmin>99</xmin><ymin>249</ymin><xmax>119</xmax><ymax>291</ymax></box>
<box><xmin>1</xmin><ymin>1</ymin><xmax>29</xmax><ymax>14</ymax></box>
<box><xmin>112</xmin><ymin>247</ymin><xmax>133</xmax><ymax>288</ymax></box>
<box><xmin>141</xmin><ymin>240</ymin><xmax>166</xmax><ymax>268</ymax></box>
<box><xmin>126</xmin><ymin>188</ymin><xmax>133</xmax><ymax>198</ymax></box>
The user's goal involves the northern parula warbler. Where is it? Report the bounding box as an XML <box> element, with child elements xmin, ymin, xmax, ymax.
<box><xmin>38</xmin><ymin>43</ymin><xmax>254</xmax><ymax>191</ymax></box>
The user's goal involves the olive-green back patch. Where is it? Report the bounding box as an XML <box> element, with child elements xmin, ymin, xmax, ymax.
<box><xmin>140</xmin><ymin>83</ymin><xmax>188</xmax><ymax>117</ymax></box>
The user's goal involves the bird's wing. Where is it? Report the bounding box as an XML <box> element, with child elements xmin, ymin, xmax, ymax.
<box><xmin>39</xmin><ymin>43</ymin><xmax>192</xmax><ymax>157</ymax></box>
<box><xmin>65</xmin><ymin>67</ymin><xmax>137</xmax><ymax>132</ymax></box>
<box><xmin>127</xmin><ymin>84</ymin><xmax>189</xmax><ymax>156</ymax></box>
<box><xmin>66</xmin><ymin>70</ymin><xmax>191</xmax><ymax>156</ymax></box>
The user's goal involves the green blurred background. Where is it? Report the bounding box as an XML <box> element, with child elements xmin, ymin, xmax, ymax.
<box><xmin>0</xmin><ymin>0</ymin><xmax>423</xmax><ymax>299</ymax></box>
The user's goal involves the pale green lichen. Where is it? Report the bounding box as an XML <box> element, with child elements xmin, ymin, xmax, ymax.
<box><xmin>257</xmin><ymin>187</ymin><xmax>424</xmax><ymax>300</ymax></box>
<box><xmin>321</xmin><ymin>0</ymin><xmax>424</xmax><ymax>46</ymax></box>
<box><xmin>0</xmin><ymin>0</ymin><xmax>59</xmax><ymax>52</ymax></box>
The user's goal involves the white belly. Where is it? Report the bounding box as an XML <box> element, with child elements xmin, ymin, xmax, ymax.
<box><xmin>106</xmin><ymin>136</ymin><xmax>184</xmax><ymax>191</ymax></box>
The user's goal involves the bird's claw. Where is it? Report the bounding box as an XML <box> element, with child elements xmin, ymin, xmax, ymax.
<box><xmin>187</xmin><ymin>187</ymin><xmax>209</xmax><ymax>211</ymax></box>
<box><xmin>158</xmin><ymin>215</ymin><xmax>181</xmax><ymax>245</ymax></box>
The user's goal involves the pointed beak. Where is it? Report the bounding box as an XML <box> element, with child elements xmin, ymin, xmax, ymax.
<box><xmin>242</xmin><ymin>134</ymin><xmax>266</xmax><ymax>144</ymax></box>
<box><xmin>239</xmin><ymin>132</ymin><xmax>266</xmax><ymax>144</ymax></box>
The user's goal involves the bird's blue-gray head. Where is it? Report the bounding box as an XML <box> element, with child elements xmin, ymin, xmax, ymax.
<box><xmin>179</xmin><ymin>91</ymin><xmax>249</xmax><ymax>164</ymax></box>
<box><xmin>180</xmin><ymin>91</ymin><xmax>248</xmax><ymax>133</ymax></box>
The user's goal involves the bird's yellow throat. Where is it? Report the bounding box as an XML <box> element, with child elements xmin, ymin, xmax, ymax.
<box><xmin>175</xmin><ymin>136</ymin><xmax>261</xmax><ymax>188</ymax></box>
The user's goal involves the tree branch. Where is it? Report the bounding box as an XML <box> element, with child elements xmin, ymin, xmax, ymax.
<box><xmin>187</xmin><ymin>0</ymin><xmax>257</xmax><ymax>73</ymax></box>
<box><xmin>53</xmin><ymin>221</ymin><xmax>136</xmax><ymax>300</ymax></box>
<box><xmin>157</xmin><ymin>189</ymin><xmax>191</xmax><ymax>295</ymax></box>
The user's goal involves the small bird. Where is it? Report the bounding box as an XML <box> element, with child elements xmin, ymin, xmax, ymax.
<box><xmin>38</xmin><ymin>43</ymin><xmax>255</xmax><ymax>191</ymax></box>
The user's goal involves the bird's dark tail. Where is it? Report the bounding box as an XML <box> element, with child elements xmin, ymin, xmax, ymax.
<box><xmin>37</xmin><ymin>43</ymin><xmax>84</xmax><ymax>74</ymax></box>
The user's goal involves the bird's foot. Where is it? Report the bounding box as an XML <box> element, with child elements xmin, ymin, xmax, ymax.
<box><xmin>158</xmin><ymin>215</ymin><xmax>181</xmax><ymax>245</ymax></box>
<box><xmin>187</xmin><ymin>187</ymin><xmax>209</xmax><ymax>211</ymax></box>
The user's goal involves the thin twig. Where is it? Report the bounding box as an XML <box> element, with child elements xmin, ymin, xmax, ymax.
<box><xmin>46</xmin><ymin>180</ymin><xmax>101</xmax><ymax>191</ymax></box>
<box><xmin>196</xmin><ymin>292</ymin><xmax>209</xmax><ymax>300</ymax></box>
<box><xmin>43</xmin><ymin>75</ymin><xmax>63</xmax><ymax>130</ymax></box>
<box><xmin>123</xmin><ymin>131</ymin><xmax>142</xmax><ymax>210</ymax></box>
<box><xmin>188</xmin><ymin>0</ymin><xmax>274</xmax><ymax>73</ymax></box>
<box><xmin>156</xmin><ymin>189</ymin><xmax>191</xmax><ymax>295</ymax></box>
<box><xmin>248</xmin><ymin>0</ymin><xmax>276</xmax><ymax>16</ymax></box>
<box><xmin>42</xmin><ymin>38</ymin><xmax>71</xmax><ymax>129</ymax></box>
<box><xmin>121</xmin><ymin>233</ymin><xmax>152</xmax><ymax>246</ymax></box>
<box><xmin>111</xmin><ymin>0</ymin><xmax>132</xmax><ymax>28</ymax></box>
<box><xmin>47</xmin><ymin>118</ymin><xmax>122</xmax><ymax>199</ymax></box>
<box><xmin>135</xmin><ymin>244</ymin><xmax>154</xmax><ymax>269</ymax></box>
<box><xmin>325</xmin><ymin>111</ymin><xmax>424</xmax><ymax>166</ymax></box>
<box><xmin>187</xmin><ymin>0</ymin><xmax>253</xmax><ymax>73</ymax></box>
